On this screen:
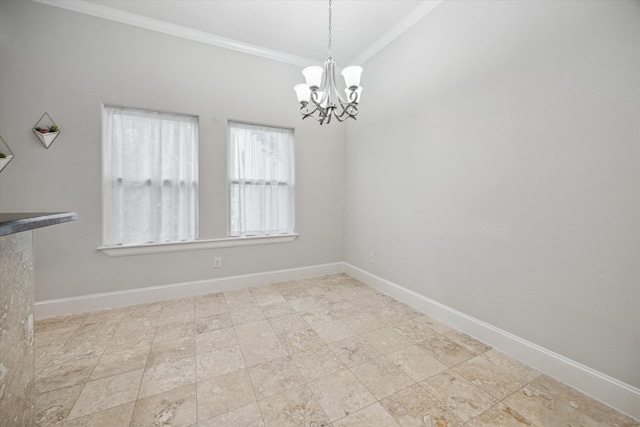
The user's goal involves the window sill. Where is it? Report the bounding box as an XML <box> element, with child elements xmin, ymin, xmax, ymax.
<box><xmin>98</xmin><ymin>234</ymin><xmax>299</xmax><ymax>257</ymax></box>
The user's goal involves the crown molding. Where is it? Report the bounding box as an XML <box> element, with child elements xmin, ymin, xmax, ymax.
<box><xmin>349</xmin><ymin>0</ymin><xmax>445</xmax><ymax>65</ymax></box>
<box><xmin>31</xmin><ymin>0</ymin><xmax>319</xmax><ymax>67</ymax></box>
<box><xmin>31</xmin><ymin>0</ymin><xmax>444</xmax><ymax>68</ymax></box>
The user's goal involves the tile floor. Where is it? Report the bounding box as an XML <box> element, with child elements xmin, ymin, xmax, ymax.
<box><xmin>34</xmin><ymin>274</ymin><xmax>639</xmax><ymax>426</ymax></box>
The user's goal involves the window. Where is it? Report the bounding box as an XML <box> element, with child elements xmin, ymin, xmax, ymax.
<box><xmin>102</xmin><ymin>106</ymin><xmax>198</xmax><ymax>246</ymax></box>
<box><xmin>228</xmin><ymin>121</ymin><xmax>295</xmax><ymax>237</ymax></box>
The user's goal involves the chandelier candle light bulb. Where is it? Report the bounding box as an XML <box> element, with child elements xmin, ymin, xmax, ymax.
<box><xmin>294</xmin><ymin>0</ymin><xmax>363</xmax><ymax>125</ymax></box>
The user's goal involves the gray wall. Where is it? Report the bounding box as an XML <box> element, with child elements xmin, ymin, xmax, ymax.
<box><xmin>344</xmin><ymin>1</ymin><xmax>640</xmax><ymax>388</ymax></box>
<box><xmin>0</xmin><ymin>0</ymin><xmax>345</xmax><ymax>300</ymax></box>
<box><xmin>1</xmin><ymin>0</ymin><xmax>638</xmax><ymax>391</ymax></box>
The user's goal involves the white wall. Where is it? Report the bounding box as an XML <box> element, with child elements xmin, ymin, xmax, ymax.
<box><xmin>344</xmin><ymin>0</ymin><xmax>640</xmax><ymax>389</ymax></box>
<box><xmin>0</xmin><ymin>1</ymin><xmax>345</xmax><ymax>301</ymax></box>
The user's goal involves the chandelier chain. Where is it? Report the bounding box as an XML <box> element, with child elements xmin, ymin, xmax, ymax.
<box><xmin>328</xmin><ymin>0</ymin><xmax>332</xmax><ymax>57</ymax></box>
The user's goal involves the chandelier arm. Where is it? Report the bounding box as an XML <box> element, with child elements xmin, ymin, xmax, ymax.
<box><xmin>334</xmin><ymin>88</ymin><xmax>359</xmax><ymax>120</ymax></box>
<box><xmin>334</xmin><ymin>105</ymin><xmax>358</xmax><ymax>121</ymax></box>
<box><xmin>324</xmin><ymin>61</ymin><xmax>336</xmax><ymax>111</ymax></box>
<box><xmin>310</xmin><ymin>91</ymin><xmax>324</xmax><ymax>110</ymax></box>
<box><xmin>328</xmin><ymin>59</ymin><xmax>351</xmax><ymax>107</ymax></box>
<box><xmin>303</xmin><ymin>94</ymin><xmax>331</xmax><ymax>124</ymax></box>
<box><xmin>301</xmin><ymin>110</ymin><xmax>324</xmax><ymax>123</ymax></box>
<box><xmin>345</xmin><ymin>89</ymin><xmax>359</xmax><ymax>104</ymax></box>
<box><xmin>333</xmin><ymin>112</ymin><xmax>347</xmax><ymax>122</ymax></box>
<box><xmin>309</xmin><ymin>64</ymin><xmax>331</xmax><ymax>112</ymax></box>
<box><xmin>301</xmin><ymin>101</ymin><xmax>336</xmax><ymax>125</ymax></box>
<box><xmin>323</xmin><ymin>110</ymin><xmax>332</xmax><ymax>125</ymax></box>
<box><xmin>335</xmin><ymin>95</ymin><xmax>357</xmax><ymax>113</ymax></box>
<box><xmin>300</xmin><ymin>103</ymin><xmax>319</xmax><ymax>118</ymax></box>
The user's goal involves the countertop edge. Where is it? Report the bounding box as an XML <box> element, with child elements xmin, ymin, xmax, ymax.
<box><xmin>0</xmin><ymin>212</ymin><xmax>78</xmax><ymax>236</ymax></box>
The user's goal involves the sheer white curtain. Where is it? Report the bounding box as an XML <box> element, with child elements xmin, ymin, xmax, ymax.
<box><xmin>228</xmin><ymin>121</ymin><xmax>295</xmax><ymax>237</ymax></box>
<box><xmin>103</xmin><ymin>106</ymin><xmax>198</xmax><ymax>246</ymax></box>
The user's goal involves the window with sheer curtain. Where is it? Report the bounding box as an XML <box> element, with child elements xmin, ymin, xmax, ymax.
<box><xmin>102</xmin><ymin>106</ymin><xmax>199</xmax><ymax>246</ymax></box>
<box><xmin>228</xmin><ymin>121</ymin><xmax>295</xmax><ymax>237</ymax></box>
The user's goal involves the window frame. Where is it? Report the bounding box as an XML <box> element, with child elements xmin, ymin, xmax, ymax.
<box><xmin>227</xmin><ymin>120</ymin><xmax>296</xmax><ymax>238</ymax></box>
<box><xmin>101</xmin><ymin>104</ymin><xmax>200</xmax><ymax>247</ymax></box>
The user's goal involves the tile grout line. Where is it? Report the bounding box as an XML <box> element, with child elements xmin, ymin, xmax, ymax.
<box><xmin>124</xmin><ymin>302</ymin><xmax>169</xmax><ymax>425</ymax></box>
<box><xmin>62</xmin><ymin>309</ymin><xmax>129</xmax><ymax>423</ymax></box>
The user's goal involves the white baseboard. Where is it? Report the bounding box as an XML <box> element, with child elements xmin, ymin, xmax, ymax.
<box><xmin>35</xmin><ymin>262</ymin><xmax>344</xmax><ymax>319</ymax></box>
<box><xmin>344</xmin><ymin>263</ymin><xmax>640</xmax><ymax>421</ymax></box>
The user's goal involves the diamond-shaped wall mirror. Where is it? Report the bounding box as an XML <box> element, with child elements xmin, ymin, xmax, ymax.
<box><xmin>0</xmin><ymin>135</ymin><xmax>15</xmax><ymax>173</ymax></box>
<box><xmin>33</xmin><ymin>112</ymin><xmax>60</xmax><ymax>149</ymax></box>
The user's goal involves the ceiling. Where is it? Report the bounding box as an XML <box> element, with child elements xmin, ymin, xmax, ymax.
<box><xmin>37</xmin><ymin>0</ymin><xmax>443</xmax><ymax>66</ymax></box>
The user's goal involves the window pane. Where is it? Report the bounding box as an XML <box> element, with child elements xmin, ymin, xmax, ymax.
<box><xmin>228</xmin><ymin>122</ymin><xmax>295</xmax><ymax>237</ymax></box>
<box><xmin>103</xmin><ymin>106</ymin><xmax>199</xmax><ymax>246</ymax></box>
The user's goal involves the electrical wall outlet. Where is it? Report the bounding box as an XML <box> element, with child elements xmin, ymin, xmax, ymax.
<box><xmin>214</xmin><ymin>257</ymin><xmax>222</xmax><ymax>268</ymax></box>
<box><xmin>368</xmin><ymin>252</ymin><xmax>374</xmax><ymax>264</ymax></box>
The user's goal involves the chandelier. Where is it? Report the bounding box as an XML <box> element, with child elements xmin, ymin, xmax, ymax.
<box><xmin>294</xmin><ymin>0</ymin><xmax>363</xmax><ymax>125</ymax></box>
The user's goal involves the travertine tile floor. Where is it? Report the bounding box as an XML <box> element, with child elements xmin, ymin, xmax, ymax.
<box><xmin>34</xmin><ymin>274</ymin><xmax>639</xmax><ymax>426</ymax></box>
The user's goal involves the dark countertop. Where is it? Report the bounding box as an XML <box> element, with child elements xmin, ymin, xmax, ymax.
<box><xmin>0</xmin><ymin>212</ymin><xmax>78</xmax><ymax>236</ymax></box>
